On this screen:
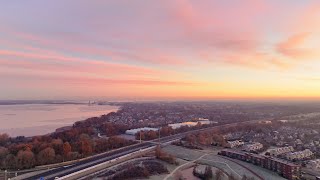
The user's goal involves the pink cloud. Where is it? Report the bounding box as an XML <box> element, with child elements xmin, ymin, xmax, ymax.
<box><xmin>276</xmin><ymin>33</ymin><xmax>318</xmax><ymax>59</ymax></box>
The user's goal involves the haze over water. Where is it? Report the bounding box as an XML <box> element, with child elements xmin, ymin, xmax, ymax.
<box><xmin>0</xmin><ymin>104</ymin><xmax>119</xmax><ymax>137</ymax></box>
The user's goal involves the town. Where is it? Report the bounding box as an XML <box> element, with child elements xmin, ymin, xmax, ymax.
<box><xmin>1</xmin><ymin>102</ymin><xmax>320</xmax><ymax>180</ymax></box>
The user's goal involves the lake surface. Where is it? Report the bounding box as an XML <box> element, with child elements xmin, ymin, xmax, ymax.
<box><xmin>0</xmin><ymin>104</ymin><xmax>119</xmax><ymax>137</ymax></box>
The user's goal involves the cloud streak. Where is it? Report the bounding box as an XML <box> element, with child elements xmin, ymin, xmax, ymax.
<box><xmin>0</xmin><ymin>70</ymin><xmax>201</xmax><ymax>87</ymax></box>
<box><xmin>0</xmin><ymin>50</ymin><xmax>165</xmax><ymax>76</ymax></box>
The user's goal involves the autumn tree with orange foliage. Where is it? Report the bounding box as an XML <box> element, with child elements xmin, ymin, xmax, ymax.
<box><xmin>63</xmin><ymin>142</ymin><xmax>72</xmax><ymax>160</ymax></box>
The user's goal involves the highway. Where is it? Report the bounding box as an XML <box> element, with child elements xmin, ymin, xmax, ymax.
<box><xmin>24</xmin><ymin>142</ymin><xmax>154</xmax><ymax>180</ymax></box>
<box><xmin>23</xmin><ymin>120</ymin><xmax>257</xmax><ymax>180</ymax></box>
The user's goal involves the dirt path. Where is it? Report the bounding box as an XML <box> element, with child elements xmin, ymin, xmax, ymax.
<box><xmin>199</xmin><ymin>158</ymin><xmax>242</xmax><ymax>178</ymax></box>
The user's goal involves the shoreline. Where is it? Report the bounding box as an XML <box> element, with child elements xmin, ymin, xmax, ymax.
<box><xmin>0</xmin><ymin>104</ymin><xmax>120</xmax><ymax>137</ymax></box>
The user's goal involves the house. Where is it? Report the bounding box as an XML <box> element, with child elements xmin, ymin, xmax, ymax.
<box><xmin>227</xmin><ymin>140</ymin><xmax>244</xmax><ymax>148</ymax></box>
<box><xmin>243</xmin><ymin>142</ymin><xmax>263</xmax><ymax>152</ymax></box>
<box><xmin>268</xmin><ymin>146</ymin><xmax>294</xmax><ymax>156</ymax></box>
<box><xmin>286</xmin><ymin>149</ymin><xmax>313</xmax><ymax>161</ymax></box>
<box><xmin>307</xmin><ymin>159</ymin><xmax>320</xmax><ymax>171</ymax></box>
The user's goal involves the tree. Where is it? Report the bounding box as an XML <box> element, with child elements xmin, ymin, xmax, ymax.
<box><xmin>198</xmin><ymin>133</ymin><xmax>207</xmax><ymax>145</ymax></box>
<box><xmin>81</xmin><ymin>140</ymin><xmax>93</xmax><ymax>156</ymax></box>
<box><xmin>243</xmin><ymin>176</ymin><xmax>255</xmax><ymax>180</ymax></box>
<box><xmin>0</xmin><ymin>147</ymin><xmax>9</xmax><ymax>168</ymax></box>
<box><xmin>0</xmin><ymin>147</ymin><xmax>9</xmax><ymax>160</ymax></box>
<box><xmin>145</xmin><ymin>130</ymin><xmax>158</xmax><ymax>140</ymax></box>
<box><xmin>155</xmin><ymin>146</ymin><xmax>177</xmax><ymax>165</ymax></box>
<box><xmin>215</xmin><ymin>169</ymin><xmax>223</xmax><ymax>180</ymax></box>
<box><xmin>160</xmin><ymin>126</ymin><xmax>174</xmax><ymax>136</ymax></box>
<box><xmin>155</xmin><ymin>145</ymin><xmax>162</xmax><ymax>158</ymax></box>
<box><xmin>228</xmin><ymin>174</ymin><xmax>236</xmax><ymax>180</ymax></box>
<box><xmin>63</xmin><ymin>142</ymin><xmax>72</xmax><ymax>159</ymax></box>
<box><xmin>79</xmin><ymin>134</ymin><xmax>93</xmax><ymax>156</ymax></box>
<box><xmin>4</xmin><ymin>154</ymin><xmax>17</xmax><ymax>169</ymax></box>
<box><xmin>0</xmin><ymin>133</ymin><xmax>9</xmax><ymax>146</ymax></box>
<box><xmin>204</xmin><ymin>165</ymin><xmax>213</xmax><ymax>180</ymax></box>
<box><xmin>107</xmin><ymin>136</ymin><xmax>132</xmax><ymax>150</ymax></box>
<box><xmin>212</xmin><ymin>134</ymin><xmax>226</xmax><ymax>146</ymax></box>
<box><xmin>242</xmin><ymin>175</ymin><xmax>248</xmax><ymax>180</ymax></box>
<box><xmin>103</xmin><ymin>123</ymin><xmax>116</xmax><ymax>136</ymax></box>
<box><xmin>51</xmin><ymin>139</ymin><xmax>63</xmax><ymax>155</ymax></box>
<box><xmin>135</xmin><ymin>131</ymin><xmax>146</xmax><ymax>141</ymax></box>
<box><xmin>68</xmin><ymin>152</ymin><xmax>80</xmax><ymax>160</ymax></box>
<box><xmin>185</xmin><ymin>134</ymin><xmax>196</xmax><ymax>145</ymax></box>
<box><xmin>17</xmin><ymin>149</ymin><xmax>35</xmax><ymax>169</ymax></box>
<box><xmin>95</xmin><ymin>139</ymin><xmax>109</xmax><ymax>153</ymax></box>
<box><xmin>37</xmin><ymin>147</ymin><xmax>56</xmax><ymax>165</ymax></box>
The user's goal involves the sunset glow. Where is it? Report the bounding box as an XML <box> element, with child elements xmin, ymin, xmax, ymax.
<box><xmin>1</xmin><ymin>0</ymin><xmax>320</xmax><ymax>100</ymax></box>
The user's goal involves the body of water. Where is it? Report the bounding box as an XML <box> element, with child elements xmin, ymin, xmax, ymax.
<box><xmin>0</xmin><ymin>104</ymin><xmax>119</xmax><ymax>137</ymax></box>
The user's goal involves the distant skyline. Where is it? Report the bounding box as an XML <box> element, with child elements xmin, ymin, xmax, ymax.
<box><xmin>1</xmin><ymin>0</ymin><xmax>320</xmax><ymax>100</ymax></box>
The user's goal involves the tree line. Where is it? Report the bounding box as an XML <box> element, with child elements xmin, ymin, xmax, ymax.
<box><xmin>0</xmin><ymin>121</ymin><xmax>134</xmax><ymax>170</ymax></box>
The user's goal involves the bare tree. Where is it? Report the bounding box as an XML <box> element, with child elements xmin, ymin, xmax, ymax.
<box><xmin>228</xmin><ymin>174</ymin><xmax>236</xmax><ymax>180</ymax></box>
<box><xmin>204</xmin><ymin>165</ymin><xmax>213</xmax><ymax>180</ymax></box>
<box><xmin>215</xmin><ymin>169</ymin><xmax>224</xmax><ymax>180</ymax></box>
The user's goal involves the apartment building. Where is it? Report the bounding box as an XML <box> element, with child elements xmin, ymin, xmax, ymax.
<box><xmin>220</xmin><ymin>149</ymin><xmax>301</xmax><ymax>180</ymax></box>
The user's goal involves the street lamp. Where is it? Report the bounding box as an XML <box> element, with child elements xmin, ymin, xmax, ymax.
<box><xmin>4</xmin><ymin>170</ymin><xmax>7</xmax><ymax>180</ymax></box>
<box><xmin>158</xmin><ymin>128</ymin><xmax>161</xmax><ymax>145</ymax></box>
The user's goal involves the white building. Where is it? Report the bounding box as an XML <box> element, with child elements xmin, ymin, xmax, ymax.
<box><xmin>125</xmin><ymin>127</ymin><xmax>159</xmax><ymax>135</ymax></box>
<box><xmin>268</xmin><ymin>146</ymin><xmax>294</xmax><ymax>156</ymax></box>
<box><xmin>278</xmin><ymin>120</ymin><xmax>289</xmax><ymax>123</ymax></box>
<box><xmin>168</xmin><ymin>121</ymin><xmax>210</xmax><ymax>129</ymax></box>
<box><xmin>259</xmin><ymin>120</ymin><xmax>272</xmax><ymax>124</ymax></box>
<box><xmin>243</xmin><ymin>142</ymin><xmax>263</xmax><ymax>152</ymax></box>
<box><xmin>286</xmin><ymin>149</ymin><xmax>314</xmax><ymax>161</ymax></box>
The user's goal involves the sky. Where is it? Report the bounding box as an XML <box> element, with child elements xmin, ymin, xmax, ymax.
<box><xmin>1</xmin><ymin>0</ymin><xmax>320</xmax><ymax>100</ymax></box>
